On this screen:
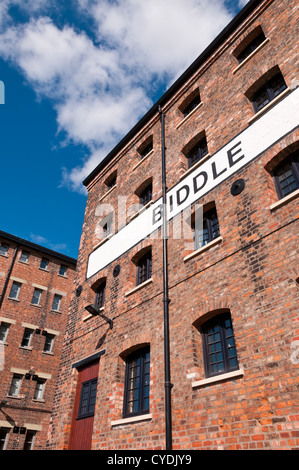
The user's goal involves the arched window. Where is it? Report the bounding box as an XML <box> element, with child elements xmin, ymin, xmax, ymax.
<box><xmin>201</xmin><ymin>312</ymin><xmax>238</xmax><ymax>378</ymax></box>
<box><xmin>273</xmin><ymin>151</ymin><xmax>299</xmax><ymax>199</ymax></box>
<box><xmin>123</xmin><ymin>346</ymin><xmax>150</xmax><ymax>418</ymax></box>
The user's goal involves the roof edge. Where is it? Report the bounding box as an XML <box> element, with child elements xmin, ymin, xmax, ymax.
<box><xmin>0</xmin><ymin>230</ymin><xmax>77</xmax><ymax>265</ymax></box>
<box><xmin>83</xmin><ymin>0</ymin><xmax>263</xmax><ymax>188</ymax></box>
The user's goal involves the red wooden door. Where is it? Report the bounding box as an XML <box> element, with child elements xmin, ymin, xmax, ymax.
<box><xmin>69</xmin><ymin>360</ymin><xmax>99</xmax><ymax>450</ymax></box>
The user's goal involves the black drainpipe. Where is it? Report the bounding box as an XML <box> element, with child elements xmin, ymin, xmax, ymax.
<box><xmin>0</xmin><ymin>246</ymin><xmax>18</xmax><ymax>309</ymax></box>
<box><xmin>159</xmin><ymin>106</ymin><xmax>172</xmax><ymax>451</ymax></box>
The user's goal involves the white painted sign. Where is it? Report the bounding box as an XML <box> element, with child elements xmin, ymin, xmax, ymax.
<box><xmin>87</xmin><ymin>88</ymin><xmax>299</xmax><ymax>279</ymax></box>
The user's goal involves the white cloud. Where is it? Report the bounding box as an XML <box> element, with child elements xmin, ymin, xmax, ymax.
<box><xmin>0</xmin><ymin>0</ymin><xmax>235</xmax><ymax>192</ymax></box>
<box><xmin>30</xmin><ymin>233</ymin><xmax>68</xmax><ymax>252</ymax></box>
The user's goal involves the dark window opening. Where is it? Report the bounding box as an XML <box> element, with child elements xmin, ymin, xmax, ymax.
<box><xmin>139</xmin><ymin>140</ymin><xmax>153</xmax><ymax>159</ymax></box>
<box><xmin>78</xmin><ymin>378</ymin><xmax>98</xmax><ymax>419</ymax></box>
<box><xmin>182</xmin><ymin>94</ymin><xmax>201</xmax><ymax>118</ymax></box>
<box><xmin>237</xmin><ymin>31</ymin><xmax>266</xmax><ymax>63</ymax></box>
<box><xmin>123</xmin><ymin>347</ymin><xmax>150</xmax><ymax>418</ymax></box>
<box><xmin>252</xmin><ymin>72</ymin><xmax>287</xmax><ymax>113</ymax></box>
<box><xmin>192</xmin><ymin>207</ymin><xmax>220</xmax><ymax>250</ymax></box>
<box><xmin>139</xmin><ymin>183</ymin><xmax>152</xmax><ymax>206</ymax></box>
<box><xmin>95</xmin><ymin>282</ymin><xmax>106</xmax><ymax>309</ymax></box>
<box><xmin>136</xmin><ymin>251</ymin><xmax>152</xmax><ymax>286</ymax></box>
<box><xmin>187</xmin><ymin>137</ymin><xmax>208</xmax><ymax>169</ymax></box>
<box><xmin>106</xmin><ymin>174</ymin><xmax>117</xmax><ymax>190</ymax></box>
<box><xmin>202</xmin><ymin>313</ymin><xmax>239</xmax><ymax>378</ymax></box>
<box><xmin>273</xmin><ymin>152</ymin><xmax>299</xmax><ymax>199</ymax></box>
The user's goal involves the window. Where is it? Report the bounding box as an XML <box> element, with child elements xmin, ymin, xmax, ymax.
<box><xmin>123</xmin><ymin>347</ymin><xmax>150</xmax><ymax>418</ymax></box>
<box><xmin>9</xmin><ymin>281</ymin><xmax>21</xmax><ymax>300</ymax></box>
<box><xmin>273</xmin><ymin>152</ymin><xmax>299</xmax><ymax>199</ymax></box>
<box><xmin>139</xmin><ymin>139</ymin><xmax>153</xmax><ymax>159</ymax></box>
<box><xmin>9</xmin><ymin>374</ymin><xmax>22</xmax><ymax>397</ymax></box>
<box><xmin>102</xmin><ymin>221</ymin><xmax>112</xmax><ymax>238</ymax></box>
<box><xmin>0</xmin><ymin>428</ymin><xmax>10</xmax><ymax>450</ymax></box>
<box><xmin>40</xmin><ymin>258</ymin><xmax>49</xmax><ymax>270</ymax></box>
<box><xmin>192</xmin><ymin>207</ymin><xmax>220</xmax><ymax>250</ymax></box>
<box><xmin>105</xmin><ymin>171</ymin><xmax>117</xmax><ymax>191</ymax></box>
<box><xmin>23</xmin><ymin>430</ymin><xmax>36</xmax><ymax>450</ymax></box>
<box><xmin>21</xmin><ymin>328</ymin><xmax>33</xmax><ymax>348</ymax></box>
<box><xmin>237</xmin><ymin>31</ymin><xmax>266</xmax><ymax>63</ymax></box>
<box><xmin>19</xmin><ymin>251</ymin><xmax>29</xmax><ymax>263</ymax></box>
<box><xmin>78</xmin><ymin>378</ymin><xmax>98</xmax><ymax>419</ymax></box>
<box><xmin>0</xmin><ymin>244</ymin><xmax>8</xmax><ymax>256</ymax></box>
<box><xmin>201</xmin><ymin>313</ymin><xmax>239</xmax><ymax>378</ymax></box>
<box><xmin>95</xmin><ymin>282</ymin><xmax>106</xmax><ymax>310</ymax></box>
<box><xmin>182</xmin><ymin>93</ymin><xmax>201</xmax><ymax>118</ymax></box>
<box><xmin>186</xmin><ymin>136</ymin><xmax>208</xmax><ymax>169</ymax></box>
<box><xmin>52</xmin><ymin>293</ymin><xmax>62</xmax><ymax>311</ymax></box>
<box><xmin>31</xmin><ymin>288</ymin><xmax>42</xmax><ymax>306</ymax></box>
<box><xmin>0</xmin><ymin>322</ymin><xmax>10</xmax><ymax>343</ymax></box>
<box><xmin>139</xmin><ymin>183</ymin><xmax>152</xmax><ymax>206</ymax></box>
<box><xmin>136</xmin><ymin>251</ymin><xmax>152</xmax><ymax>286</ymax></box>
<box><xmin>251</xmin><ymin>72</ymin><xmax>287</xmax><ymax>113</ymax></box>
<box><xmin>59</xmin><ymin>265</ymin><xmax>67</xmax><ymax>276</ymax></box>
<box><xmin>43</xmin><ymin>333</ymin><xmax>54</xmax><ymax>353</ymax></box>
<box><xmin>34</xmin><ymin>378</ymin><xmax>46</xmax><ymax>400</ymax></box>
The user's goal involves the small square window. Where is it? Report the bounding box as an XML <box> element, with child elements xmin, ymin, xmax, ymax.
<box><xmin>0</xmin><ymin>244</ymin><xmax>9</xmax><ymax>256</ymax></box>
<box><xmin>19</xmin><ymin>251</ymin><xmax>30</xmax><ymax>263</ymax></box>
<box><xmin>192</xmin><ymin>207</ymin><xmax>220</xmax><ymax>250</ymax></box>
<box><xmin>237</xmin><ymin>31</ymin><xmax>266</xmax><ymax>64</ymax></box>
<box><xmin>31</xmin><ymin>288</ymin><xmax>42</xmax><ymax>306</ymax></box>
<box><xmin>187</xmin><ymin>137</ymin><xmax>208</xmax><ymax>169</ymax></box>
<box><xmin>9</xmin><ymin>281</ymin><xmax>21</xmax><ymax>300</ymax></box>
<box><xmin>40</xmin><ymin>258</ymin><xmax>49</xmax><ymax>270</ymax></box>
<box><xmin>59</xmin><ymin>265</ymin><xmax>67</xmax><ymax>276</ymax></box>
<box><xmin>139</xmin><ymin>183</ymin><xmax>152</xmax><ymax>206</ymax></box>
<box><xmin>252</xmin><ymin>72</ymin><xmax>287</xmax><ymax>113</ymax></box>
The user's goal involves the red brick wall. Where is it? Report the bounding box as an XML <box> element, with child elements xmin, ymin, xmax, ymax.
<box><xmin>0</xmin><ymin>238</ymin><xmax>76</xmax><ymax>450</ymax></box>
<box><xmin>48</xmin><ymin>0</ymin><xmax>299</xmax><ymax>450</ymax></box>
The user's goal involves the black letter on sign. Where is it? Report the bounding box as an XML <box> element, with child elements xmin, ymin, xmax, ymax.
<box><xmin>193</xmin><ymin>171</ymin><xmax>208</xmax><ymax>194</ymax></box>
<box><xmin>176</xmin><ymin>185</ymin><xmax>190</xmax><ymax>206</ymax></box>
<box><xmin>228</xmin><ymin>141</ymin><xmax>244</xmax><ymax>167</ymax></box>
<box><xmin>153</xmin><ymin>204</ymin><xmax>163</xmax><ymax>225</ymax></box>
<box><xmin>212</xmin><ymin>161</ymin><xmax>227</xmax><ymax>180</ymax></box>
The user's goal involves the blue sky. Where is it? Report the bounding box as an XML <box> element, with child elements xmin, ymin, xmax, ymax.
<box><xmin>0</xmin><ymin>0</ymin><xmax>248</xmax><ymax>259</ymax></box>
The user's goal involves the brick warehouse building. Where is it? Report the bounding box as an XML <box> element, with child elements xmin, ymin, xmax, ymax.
<box><xmin>47</xmin><ymin>0</ymin><xmax>298</xmax><ymax>451</ymax></box>
<box><xmin>0</xmin><ymin>231</ymin><xmax>76</xmax><ymax>450</ymax></box>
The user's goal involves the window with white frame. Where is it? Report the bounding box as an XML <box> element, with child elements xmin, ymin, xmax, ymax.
<box><xmin>43</xmin><ymin>333</ymin><xmax>55</xmax><ymax>353</ymax></box>
<box><xmin>0</xmin><ymin>428</ymin><xmax>10</xmax><ymax>450</ymax></box>
<box><xmin>0</xmin><ymin>322</ymin><xmax>10</xmax><ymax>343</ymax></box>
<box><xmin>31</xmin><ymin>288</ymin><xmax>42</xmax><ymax>306</ymax></box>
<box><xmin>52</xmin><ymin>293</ymin><xmax>62</xmax><ymax>311</ymax></box>
<box><xmin>8</xmin><ymin>281</ymin><xmax>21</xmax><ymax>300</ymax></box>
<box><xmin>0</xmin><ymin>244</ymin><xmax>9</xmax><ymax>256</ymax></box>
<box><xmin>21</xmin><ymin>328</ymin><xmax>34</xmax><ymax>348</ymax></box>
<box><xmin>19</xmin><ymin>251</ymin><xmax>30</xmax><ymax>263</ymax></box>
<box><xmin>9</xmin><ymin>373</ymin><xmax>22</xmax><ymax>397</ymax></box>
<box><xmin>23</xmin><ymin>430</ymin><xmax>36</xmax><ymax>450</ymax></box>
<box><xmin>34</xmin><ymin>378</ymin><xmax>46</xmax><ymax>400</ymax></box>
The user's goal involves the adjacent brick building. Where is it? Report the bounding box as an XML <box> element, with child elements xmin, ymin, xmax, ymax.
<box><xmin>0</xmin><ymin>231</ymin><xmax>76</xmax><ymax>450</ymax></box>
<box><xmin>48</xmin><ymin>0</ymin><xmax>298</xmax><ymax>450</ymax></box>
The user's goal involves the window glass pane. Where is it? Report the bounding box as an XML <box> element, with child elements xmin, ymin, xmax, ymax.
<box><xmin>32</xmin><ymin>288</ymin><xmax>42</xmax><ymax>305</ymax></box>
<box><xmin>0</xmin><ymin>244</ymin><xmax>8</xmax><ymax>256</ymax></box>
<box><xmin>40</xmin><ymin>258</ymin><xmax>49</xmax><ymax>269</ymax></box>
<box><xmin>9</xmin><ymin>281</ymin><xmax>21</xmax><ymax>299</ymax></box>
<box><xmin>124</xmin><ymin>347</ymin><xmax>150</xmax><ymax>417</ymax></box>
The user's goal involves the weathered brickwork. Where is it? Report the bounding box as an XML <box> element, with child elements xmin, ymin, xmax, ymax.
<box><xmin>48</xmin><ymin>0</ymin><xmax>298</xmax><ymax>450</ymax></box>
<box><xmin>0</xmin><ymin>232</ymin><xmax>76</xmax><ymax>450</ymax></box>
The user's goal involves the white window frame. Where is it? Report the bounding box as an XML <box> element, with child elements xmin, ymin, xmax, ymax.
<box><xmin>34</xmin><ymin>378</ymin><xmax>46</xmax><ymax>400</ymax></box>
<box><xmin>31</xmin><ymin>288</ymin><xmax>42</xmax><ymax>306</ymax></box>
<box><xmin>9</xmin><ymin>374</ymin><xmax>22</xmax><ymax>397</ymax></box>
<box><xmin>0</xmin><ymin>322</ymin><xmax>10</xmax><ymax>343</ymax></box>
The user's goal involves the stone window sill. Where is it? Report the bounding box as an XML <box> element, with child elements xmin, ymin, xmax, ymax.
<box><xmin>125</xmin><ymin>278</ymin><xmax>153</xmax><ymax>297</ymax></box>
<box><xmin>176</xmin><ymin>102</ymin><xmax>203</xmax><ymax>129</ymax></box>
<box><xmin>232</xmin><ymin>38</ymin><xmax>270</xmax><ymax>75</ymax></box>
<box><xmin>98</xmin><ymin>184</ymin><xmax>117</xmax><ymax>203</ymax></box>
<box><xmin>192</xmin><ymin>368</ymin><xmax>244</xmax><ymax>389</ymax></box>
<box><xmin>269</xmin><ymin>188</ymin><xmax>299</xmax><ymax>211</ymax></box>
<box><xmin>132</xmin><ymin>150</ymin><xmax>154</xmax><ymax>171</ymax></box>
<box><xmin>183</xmin><ymin>237</ymin><xmax>223</xmax><ymax>262</ymax></box>
<box><xmin>179</xmin><ymin>153</ymin><xmax>211</xmax><ymax>180</ymax></box>
<box><xmin>111</xmin><ymin>413</ymin><xmax>152</xmax><ymax>427</ymax></box>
